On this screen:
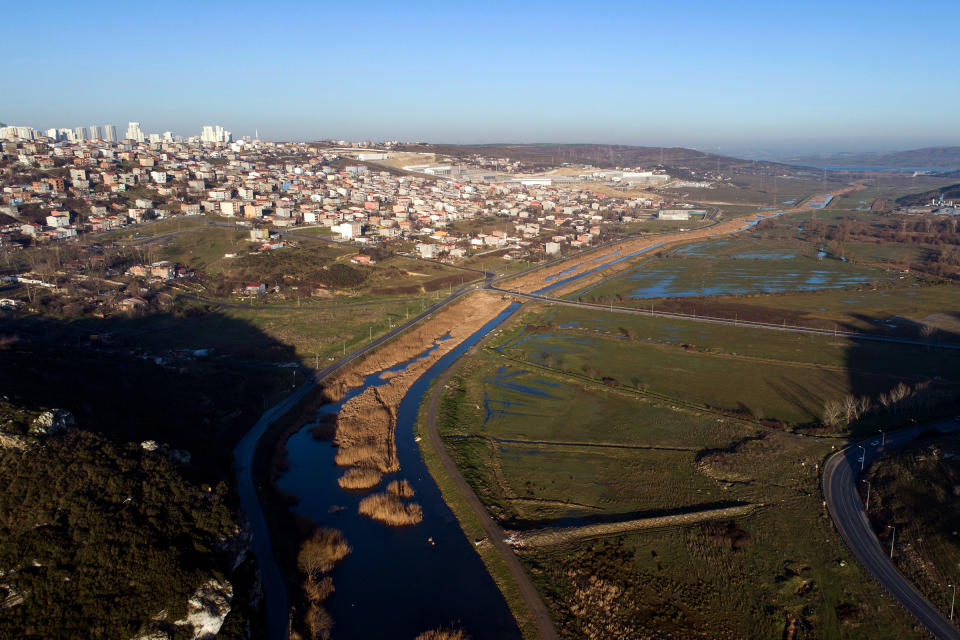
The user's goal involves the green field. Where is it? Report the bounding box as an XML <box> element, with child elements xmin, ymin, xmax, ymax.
<box><xmin>491</xmin><ymin>305</ymin><xmax>960</xmax><ymax>430</ymax></box>
<box><xmin>433</xmin><ymin>305</ymin><xmax>933</xmax><ymax>638</ymax></box>
<box><xmin>560</xmin><ymin>207</ymin><xmax>960</xmax><ymax>340</ymax></box>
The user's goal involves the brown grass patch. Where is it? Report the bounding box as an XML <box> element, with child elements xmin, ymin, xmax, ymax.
<box><xmin>358</xmin><ymin>492</ymin><xmax>424</xmax><ymax>526</ymax></box>
<box><xmin>337</xmin><ymin>468</ymin><xmax>382</xmax><ymax>490</ymax></box>
<box><xmin>327</xmin><ymin>293</ymin><xmax>511</xmax><ymax>476</ymax></box>
<box><xmin>386</xmin><ymin>479</ymin><xmax>414</xmax><ymax>498</ymax></box>
<box><xmin>415</xmin><ymin>629</ymin><xmax>470</xmax><ymax>640</ymax></box>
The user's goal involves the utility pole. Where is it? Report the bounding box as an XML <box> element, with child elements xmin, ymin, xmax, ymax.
<box><xmin>858</xmin><ymin>445</ymin><xmax>866</xmax><ymax>472</ymax></box>
<box><xmin>948</xmin><ymin>583</ymin><xmax>955</xmax><ymax>622</ymax></box>
<box><xmin>880</xmin><ymin>430</ymin><xmax>885</xmax><ymax>447</ymax></box>
<box><xmin>863</xmin><ymin>479</ymin><xmax>871</xmax><ymax>510</ymax></box>
<box><xmin>889</xmin><ymin>525</ymin><xmax>896</xmax><ymax>560</ymax></box>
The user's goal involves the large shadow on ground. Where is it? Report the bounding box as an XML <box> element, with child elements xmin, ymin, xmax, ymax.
<box><xmin>842</xmin><ymin>312</ymin><xmax>960</xmax><ymax>437</ymax></box>
<box><xmin>0</xmin><ymin>310</ymin><xmax>298</xmax><ymax>484</ymax></box>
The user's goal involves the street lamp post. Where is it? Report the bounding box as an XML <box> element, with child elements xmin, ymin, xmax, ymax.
<box><xmin>863</xmin><ymin>479</ymin><xmax>871</xmax><ymax>511</ymax></box>
<box><xmin>857</xmin><ymin>445</ymin><xmax>866</xmax><ymax>472</ymax></box>
<box><xmin>880</xmin><ymin>429</ymin><xmax>885</xmax><ymax>447</ymax></box>
<box><xmin>949</xmin><ymin>583</ymin><xmax>956</xmax><ymax>622</ymax></box>
<box><xmin>888</xmin><ymin>525</ymin><xmax>896</xmax><ymax>560</ymax></box>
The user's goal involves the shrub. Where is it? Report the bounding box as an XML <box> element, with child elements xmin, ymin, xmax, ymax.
<box><xmin>297</xmin><ymin>528</ymin><xmax>351</xmax><ymax>578</ymax></box>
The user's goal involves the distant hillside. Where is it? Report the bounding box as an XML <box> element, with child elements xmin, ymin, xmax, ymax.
<box><xmin>896</xmin><ymin>182</ymin><xmax>960</xmax><ymax>207</ymax></box>
<box><xmin>787</xmin><ymin>147</ymin><xmax>960</xmax><ymax>170</ymax></box>
<box><xmin>396</xmin><ymin>143</ymin><xmax>808</xmax><ymax>176</ymax></box>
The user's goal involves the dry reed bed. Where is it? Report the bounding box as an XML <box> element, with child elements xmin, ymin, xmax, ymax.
<box><xmin>326</xmin><ymin>293</ymin><xmax>511</xmax><ymax>522</ymax></box>
<box><xmin>415</xmin><ymin>629</ymin><xmax>470</xmax><ymax>640</ymax></box>
<box><xmin>296</xmin><ymin>528</ymin><xmax>351</xmax><ymax>640</ymax></box>
<box><xmin>358</xmin><ymin>492</ymin><xmax>424</xmax><ymax>526</ymax></box>
<box><xmin>387</xmin><ymin>479</ymin><xmax>414</xmax><ymax>498</ymax></box>
<box><xmin>337</xmin><ymin>468</ymin><xmax>383</xmax><ymax>490</ymax></box>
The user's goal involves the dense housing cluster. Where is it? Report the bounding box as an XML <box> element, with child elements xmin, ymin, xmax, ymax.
<box><xmin>0</xmin><ymin>128</ymin><xmax>713</xmax><ymax>264</ymax></box>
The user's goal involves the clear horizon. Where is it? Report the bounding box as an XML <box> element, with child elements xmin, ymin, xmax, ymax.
<box><xmin>4</xmin><ymin>0</ymin><xmax>959</xmax><ymax>156</ymax></box>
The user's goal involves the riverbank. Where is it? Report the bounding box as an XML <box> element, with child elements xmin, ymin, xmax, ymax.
<box><xmin>414</xmin><ymin>340</ymin><xmax>554</xmax><ymax>640</ymax></box>
<box><xmin>323</xmin><ymin>292</ymin><xmax>511</xmax><ymax>483</ymax></box>
<box><xmin>258</xmin><ymin>291</ymin><xmax>523</xmax><ymax>638</ymax></box>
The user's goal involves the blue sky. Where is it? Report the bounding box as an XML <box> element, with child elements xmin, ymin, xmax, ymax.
<box><xmin>3</xmin><ymin>0</ymin><xmax>959</xmax><ymax>154</ymax></box>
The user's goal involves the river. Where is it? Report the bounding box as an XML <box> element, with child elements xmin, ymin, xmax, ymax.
<box><xmin>275</xmin><ymin>304</ymin><xmax>524</xmax><ymax>639</ymax></box>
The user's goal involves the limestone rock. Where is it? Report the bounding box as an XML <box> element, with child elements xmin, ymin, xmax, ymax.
<box><xmin>28</xmin><ymin>409</ymin><xmax>74</xmax><ymax>435</ymax></box>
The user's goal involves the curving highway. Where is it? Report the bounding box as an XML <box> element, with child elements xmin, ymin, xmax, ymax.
<box><xmin>822</xmin><ymin>422</ymin><xmax>960</xmax><ymax>640</ymax></box>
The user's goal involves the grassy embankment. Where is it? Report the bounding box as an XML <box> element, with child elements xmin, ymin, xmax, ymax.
<box><xmin>83</xmin><ymin>225</ymin><xmax>483</xmax><ymax>363</ymax></box>
<box><xmin>415</xmin><ymin>369</ymin><xmax>541</xmax><ymax>640</ymax></box>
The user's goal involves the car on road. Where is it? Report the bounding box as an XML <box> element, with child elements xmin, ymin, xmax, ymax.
<box><xmin>857</xmin><ymin>456</ymin><xmax>864</xmax><ymax>463</ymax></box>
<box><xmin>871</xmin><ymin>440</ymin><xmax>880</xmax><ymax>446</ymax></box>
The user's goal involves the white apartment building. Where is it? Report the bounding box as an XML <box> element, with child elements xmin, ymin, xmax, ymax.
<box><xmin>125</xmin><ymin>122</ymin><xmax>145</xmax><ymax>143</ymax></box>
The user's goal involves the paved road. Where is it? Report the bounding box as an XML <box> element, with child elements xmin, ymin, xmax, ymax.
<box><xmin>423</xmin><ymin>335</ymin><xmax>559</xmax><ymax>640</ymax></box>
<box><xmin>822</xmin><ymin>422</ymin><xmax>960</xmax><ymax>640</ymax></box>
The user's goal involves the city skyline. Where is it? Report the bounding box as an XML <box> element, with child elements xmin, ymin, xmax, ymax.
<box><xmin>3</xmin><ymin>0</ymin><xmax>960</xmax><ymax>155</ymax></box>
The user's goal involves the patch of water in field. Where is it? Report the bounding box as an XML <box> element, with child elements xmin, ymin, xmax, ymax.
<box><xmin>618</xmin><ymin>261</ymin><xmax>885</xmax><ymax>299</ymax></box>
<box><xmin>276</xmin><ymin>306</ymin><xmax>523</xmax><ymax>640</ymax></box>
<box><xmin>535</xmin><ymin>243</ymin><xmax>665</xmax><ymax>294</ymax></box>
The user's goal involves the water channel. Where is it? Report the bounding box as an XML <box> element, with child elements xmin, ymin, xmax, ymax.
<box><xmin>276</xmin><ymin>304</ymin><xmax>524</xmax><ymax>639</ymax></box>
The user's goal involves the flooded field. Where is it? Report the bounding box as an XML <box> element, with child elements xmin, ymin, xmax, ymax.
<box><xmin>573</xmin><ymin>235</ymin><xmax>896</xmax><ymax>301</ymax></box>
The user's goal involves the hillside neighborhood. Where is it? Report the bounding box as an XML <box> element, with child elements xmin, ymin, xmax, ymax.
<box><xmin>0</xmin><ymin>132</ymin><xmax>716</xmax><ymax>267</ymax></box>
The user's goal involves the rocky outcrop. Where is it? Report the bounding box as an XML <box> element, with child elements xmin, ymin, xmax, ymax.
<box><xmin>133</xmin><ymin>579</ymin><xmax>233</xmax><ymax>640</ymax></box>
<box><xmin>181</xmin><ymin>579</ymin><xmax>234</xmax><ymax>639</ymax></box>
<box><xmin>140</xmin><ymin>440</ymin><xmax>192</xmax><ymax>466</ymax></box>
<box><xmin>29</xmin><ymin>409</ymin><xmax>74</xmax><ymax>435</ymax></box>
<box><xmin>0</xmin><ymin>407</ymin><xmax>74</xmax><ymax>449</ymax></box>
